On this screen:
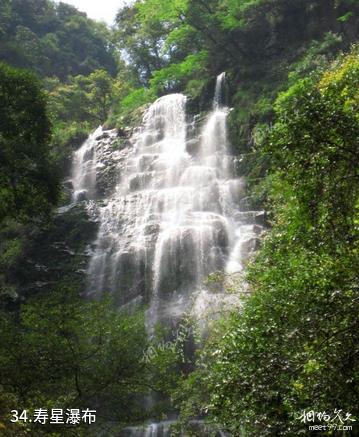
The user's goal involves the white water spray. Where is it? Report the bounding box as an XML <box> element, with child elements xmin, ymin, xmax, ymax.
<box><xmin>71</xmin><ymin>125</ymin><xmax>103</xmax><ymax>201</ymax></box>
<box><xmin>70</xmin><ymin>73</ymin><xmax>264</xmax><ymax>436</ymax></box>
<box><xmin>83</xmin><ymin>74</ymin><xmax>262</xmax><ymax>332</ymax></box>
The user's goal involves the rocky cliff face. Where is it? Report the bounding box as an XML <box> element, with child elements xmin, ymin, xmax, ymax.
<box><xmin>65</xmin><ymin>76</ymin><xmax>264</xmax><ymax>338</ymax></box>
<box><xmin>20</xmin><ymin>76</ymin><xmax>265</xmax><ymax>343</ymax></box>
<box><xmin>14</xmin><ymin>76</ymin><xmax>266</xmax><ymax>437</ymax></box>
<box><xmin>18</xmin><ymin>123</ymin><xmax>137</xmax><ymax>299</ymax></box>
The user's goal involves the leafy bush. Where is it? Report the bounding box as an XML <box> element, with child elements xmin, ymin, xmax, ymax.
<box><xmin>177</xmin><ymin>47</ymin><xmax>359</xmax><ymax>436</ymax></box>
<box><xmin>0</xmin><ymin>288</ymin><xmax>150</xmax><ymax>435</ymax></box>
<box><xmin>150</xmin><ymin>51</ymin><xmax>209</xmax><ymax>94</ymax></box>
<box><xmin>0</xmin><ymin>63</ymin><xmax>59</xmax><ymax>224</ymax></box>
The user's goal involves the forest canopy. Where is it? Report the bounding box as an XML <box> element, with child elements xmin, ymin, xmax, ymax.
<box><xmin>0</xmin><ymin>0</ymin><xmax>117</xmax><ymax>79</ymax></box>
<box><xmin>175</xmin><ymin>48</ymin><xmax>359</xmax><ymax>436</ymax></box>
<box><xmin>0</xmin><ymin>62</ymin><xmax>59</xmax><ymax>224</ymax></box>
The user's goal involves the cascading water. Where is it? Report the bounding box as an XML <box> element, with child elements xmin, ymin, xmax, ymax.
<box><xmin>213</xmin><ymin>71</ymin><xmax>226</xmax><ymax>109</ymax></box>
<box><xmin>71</xmin><ymin>125</ymin><xmax>103</xmax><ymax>201</ymax></box>
<box><xmin>72</xmin><ymin>73</ymin><xmax>263</xmax><ymax>435</ymax></box>
<box><xmin>86</xmin><ymin>74</ymin><xmax>262</xmax><ymax>329</ymax></box>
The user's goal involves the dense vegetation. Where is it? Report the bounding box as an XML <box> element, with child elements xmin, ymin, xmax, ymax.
<box><xmin>175</xmin><ymin>48</ymin><xmax>359</xmax><ymax>436</ymax></box>
<box><xmin>0</xmin><ymin>0</ymin><xmax>358</xmax><ymax>435</ymax></box>
<box><xmin>0</xmin><ymin>62</ymin><xmax>59</xmax><ymax>303</ymax></box>
<box><xmin>0</xmin><ymin>0</ymin><xmax>116</xmax><ymax>79</ymax></box>
<box><xmin>0</xmin><ymin>291</ymin><xmax>150</xmax><ymax>435</ymax></box>
<box><xmin>0</xmin><ymin>63</ymin><xmax>59</xmax><ymax>224</ymax></box>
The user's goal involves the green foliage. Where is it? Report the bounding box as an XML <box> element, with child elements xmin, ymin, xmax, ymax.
<box><xmin>0</xmin><ymin>237</ymin><xmax>22</xmax><ymax>271</ymax></box>
<box><xmin>270</xmin><ymin>49</ymin><xmax>359</xmax><ymax>245</ymax></box>
<box><xmin>114</xmin><ymin>3</ymin><xmax>169</xmax><ymax>84</ymax></box>
<box><xmin>1</xmin><ymin>0</ymin><xmax>359</xmax><ymax>433</ymax></box>
<box><xmin>0</xmin><ymin>0</ymin><xmax>117</xmax><ymax>80</ymax></box>
<box><xmin>338</xmin><ymin>11</ymin><xmax>353</xmax><ymax>22</ymax></box>
<box><xmin>0</xmin><ymin>287</ymin><xmax>150</xmax><ymax>434</ymax></box>
<box><xmin>114</xmin><ymin>0</ymin><xmax>232</xmax><ymax>93</ymax></box>
<box><xmin>176</xmin><ymin>48</ymin><xmax>359</xmax><ymax>435</ymax></box>
<box><xmin>120</xmin><ymin>88</ymin><xmax>156</xmax><ymax>116</ymax></box>
<box><xmin>150</xmin><ymin>51</ymin><xmax>208</xmax><ymax>95</ymax></box>
<box><xmin>45</xmin><ymin>69</ymin><xmax>119</xmax><ymax>173</ymax></box>
<box><xmin>50</xmin><ymin>122</ymin><xmax>90</xmax><ymax>174</ymax></box>
<box><xmin>288</xmin><ymin>32</ymin><xmax>343</xmax><ymax>86</ymax></box>
<box><xmin>220</xmin><ymin>0</ymin><xmax>268</xmax><ymax>29</ymax></box>
<box><xmin>106</xmin><ymin>87</ymin><xmax>157</xmax><ymax>129</ymax></box>
<box><xmin>48</xmin><ymin>69</ymin><xmax>115</xmax><ymax>124</ymax></box>
<box><xmin>0</xmin><ymin>62</ymin><xmax>59</xmax><ymax>224</ymax></box>
<box><xmin>113</xmin><ymin>0</ymin><xmax>358</xmax><ymax>131</ymax></box>
<box><xmin>0</xmin><ymin>220</ymin><xmax>28</xmax><ymax>302</ymax></box>
<box><xmin>137</xmin><ymin>0</ymin><xmax>188</xmax><ymax>22</ymax></box>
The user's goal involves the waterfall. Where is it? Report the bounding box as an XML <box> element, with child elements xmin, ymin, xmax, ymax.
<box><xmin>122</xmin><ymin>421</ymin><xmax>176</xmax><ymax>437</ymax></box>
<box><xmin>83</xmin><ymin>74</ymin><xmax>262</xmax><ymax>328</ymax></box>
<box><xmin>71</xmin><ymin>125</ymin><xmax>103</xmax><ymax>201</ymax></box>
<box><xmin>70</xmin><ymin>72</ymin><xmax>263</xmax><ymax>436</ymax></box>
<box><xmin>213</xmin><ymin>72</ymin><xmax>226</xmax><ymax>109</ymax></box>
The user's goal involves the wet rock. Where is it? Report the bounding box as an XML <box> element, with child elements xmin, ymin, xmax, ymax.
<box><xmin>241</xmin><ymin>237</ymin><xmax>261</xmax><ymax>255</ymax></box>
<box><xmin>95</xmin><ymin>131</ymin><xmax>110</xmax><ymax>141</ymax></box>
<box><xmin>254</xmin><ymin>210</ymin><xmax>268</xmax><ymax>226</ymax></box>
<box><xmin>143</xmin><ymin>223</ymin><xmax>160</xmax><ymax>236</ymax></box>
<box><xmin>238</xmin><ymin>196</ymin><xmax>255</xmax><ymax>211</ymax></box>
<box><xmin>186</xmin><ymin>138</ymin><xmax>200</xmax><ymax>155</ymax></box>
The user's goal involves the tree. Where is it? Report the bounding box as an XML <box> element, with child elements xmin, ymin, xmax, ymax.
<box><xmin>0</xmin><ymin>62</ymin><xmax>59</xmax><ymax>224</ymax></box>
<box><xmin>87</xmin><ymin>69</ymin><xmax>114</xmax><ymax>122</ymax></box>
<box><xmin>114</xmin><ymin>3</ymin><xmax>168</xmax><ymax>84</ymax></box>
<box><xmin>0</xmin><ymin>287</ymin><xmax>151</xmax><ymax>435</ymax></box>
<box><xmin>48</xmin><ymin>69</ymin><xmax>115</xmax><ymax>124</ymax></box>
<box><xmin>175</xmin><ymin>47</ymin><xmax>359</xmax><ymax>436</ymax></box>
<box><xmin>0</xmin><ymin>0</ymin><xmax>117</xmax><ymax>80</ymax></box>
